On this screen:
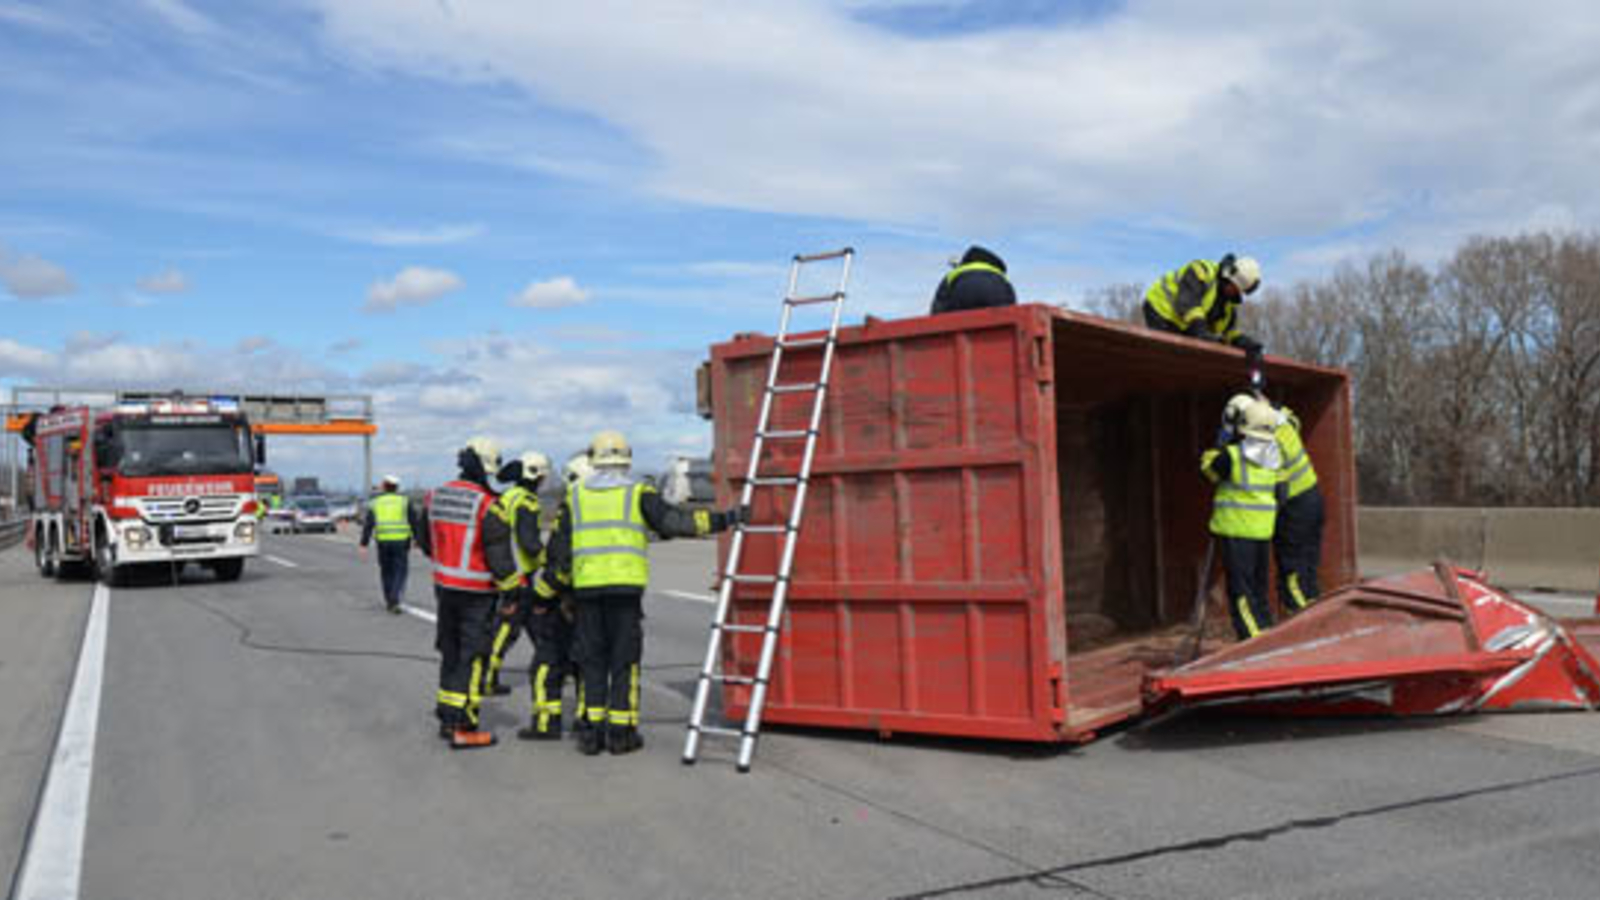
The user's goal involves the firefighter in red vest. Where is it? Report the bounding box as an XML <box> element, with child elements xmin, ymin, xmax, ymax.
<box><xmin>418</xmin><ymin>436</ymin><xmax>503</xmax><ymax>749</ymax></box>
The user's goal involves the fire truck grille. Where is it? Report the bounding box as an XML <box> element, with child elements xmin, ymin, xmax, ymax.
<box><xmin>141</xmin><ymin>495</ymin><xmax>241</xmax><ymax>523</ymax></box>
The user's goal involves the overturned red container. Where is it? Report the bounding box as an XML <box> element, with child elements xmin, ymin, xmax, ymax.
<box><xmin>706</xmin><ymin>304</ymin><xmax>1358</xmax><ymax>742</ymax></box>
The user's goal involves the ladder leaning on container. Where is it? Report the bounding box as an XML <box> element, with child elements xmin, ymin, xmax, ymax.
<box><xmin>682</xmin><ymin>247</ymin><xmax>854</xmax><ymax>773</ymax></box>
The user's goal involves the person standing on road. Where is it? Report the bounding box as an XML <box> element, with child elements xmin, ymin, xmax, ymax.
<box><xmin>417</xmin><ymin>437</ymin><xmax>502</xmax><ymax>750</ymax></box>
<box><xmin>482</xmin><ymin>451</ymin><xmax>551</xmax><ymax>698</ymax></box>
<box><xmin>359</xmin><ymin>475</ymin><xmax>418</xmax><ymax>614</ymax></box>
<box><xmin>1269</xmin><ymin>402</ymin><xmax>1325</xmax><ymax>615</ymax></box>
<box><xmin>545</xmin><ymin>430</ymin><xmax>745</xmax><ymax>756</ymax></box>
<box><xmin>1201</xmin><ymin>395</ymin><xmax>1281</xmax><ymax>641</ymax></box>
<box><xmin>929</xmin><ymin>245</ymin><xmax>1016</xmax><ymax>315</ymax></box>
<box><xmin>1142</xmin><ymin>254</ymin><xmax>1265</xmax><ymax>356</ymax></box>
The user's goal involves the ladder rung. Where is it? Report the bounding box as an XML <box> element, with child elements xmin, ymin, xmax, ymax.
<box><xmin>689</xmin><ymin>724</ymin><xmax>746</xmax><ymax>739</ymax></box>
<box><xmin>738</xmin><ymin>524</ymin><xmax>789</xmax><ymax>534</ymax></box>
<box><xmin>716</xmin><ymin>622</ymin><xmax>775</xmax><ymax>635</ymax></box>
<box><xmin>769</xmin><ymin>382</ymin><xmax>820</xmax><ymax>394</ymax></box>
<box><xmin>759</xmin><ymin>428</ymin><xmax>815</xmax><ymax>440</ymax></box>
<box><xmin>726</xmin><ymin>573</ymin><xmax>783</xmax><ymax>584</ymax></box>
<box><xmin>750</xmin><ymin>476</ymin><xmax>801</xmax><ymax>487</ymax></box>
<box><xmin>794</xmin><ymin>248</ymin><xmax>854</xmax><ymax>263</ymax></box>
<box><xmin>713</xmin><ymin>674</ymin><xmax>762</xmax><ymax>686</ymax></box>
<box><xmin>777</xmin><ymin>336</ymin><xmax>830</xmax><ymax>350</ymax></box>
<box><xmin>785</xmin><ymin>291</ymin><xmax>843</xmax><ymax>307</ymax></box>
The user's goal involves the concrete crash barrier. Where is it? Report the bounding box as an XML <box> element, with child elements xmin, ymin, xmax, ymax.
<box><xmin>1359</xmin><ymin>507</ymin><xmax>1600</xmax><ymax>593</ymax></box>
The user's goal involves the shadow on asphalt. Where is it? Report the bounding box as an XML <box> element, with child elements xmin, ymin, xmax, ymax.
<box><xmin>1116</xmin><ymin>710</ymin><xmax>1462</xmax><ymax>752</ymax></box>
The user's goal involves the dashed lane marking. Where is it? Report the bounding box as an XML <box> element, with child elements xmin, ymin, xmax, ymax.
<box><xmin>264</xmin><ymin>555</ymin><xmax>299</xmax><ymax>569</ymax></box>
<box><xmin>660</xmin><ymin>589</ymin><xmax>716</xmax><ymax>605</ymax></box>
<box><xmin>14</xmin><ymin>583</ymin><xmax>111</xmax><ymax>900</ymax></box>
<box><xmin>401</xmin><ymin>604</ymin><xmax>437</xmax><ymax>624</ymax></box>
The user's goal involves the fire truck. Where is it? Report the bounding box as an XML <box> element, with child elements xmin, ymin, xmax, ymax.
<box><xmin>23</xmin><ymin>396</ymin><xmax>262</xmax><ymax>584</ymax></box>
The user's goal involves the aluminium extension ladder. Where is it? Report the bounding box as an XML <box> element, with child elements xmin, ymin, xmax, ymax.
<box><xmin>682</xmin><ymin>247</ymin><xmax>854</xmax><ymax>773</ymax></box>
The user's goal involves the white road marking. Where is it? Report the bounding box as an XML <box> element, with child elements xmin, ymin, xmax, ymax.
<box><xmin>660</xmin><ymin>589</ymin><xmax>716</xmax><ymax>605</ymax></box>
<box><xmin>264</xmin><ymin>554</ymin><xmax>299</xmax><ymax>569</ymax></box>
<box><xmin>15</xmin><ymin>583</ymin><xmax>111</xmax><ymax>900</ymax></box>
<box><xmin>401</xmin><ymin>604</ymin><xmax>437</xmax><ymax>623</ymax></box>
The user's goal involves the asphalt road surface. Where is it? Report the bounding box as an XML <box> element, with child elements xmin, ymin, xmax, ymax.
<box><xmin>3</xmin><ymin>532</ymin><xmax>1598</xmax><ymax>900</ymax></box>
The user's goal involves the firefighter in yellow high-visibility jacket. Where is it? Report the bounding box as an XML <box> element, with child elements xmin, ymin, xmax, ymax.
<box><xmin>544</xmin><ymin>431</ymin><xmax>745</xmax><ymax>756</ymax></box>
<box><xmin>1201</xmin><ymin>395</ymin><xmax>1281</xmax><ymax>641</ymax></box>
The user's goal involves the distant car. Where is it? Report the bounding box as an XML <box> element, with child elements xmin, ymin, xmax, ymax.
<box><xmin>287</xmin><ymin>496</ymin><xmax>336</xmax><ymax>534</ymax></box>
<box><xmin>265</xmin><ymin>504</ymin><xmax>296</xmax><ymax>534</ymax></box>
<box><xmin>328</xmin><ymin>499</ymin><xmax>361</xmax><ymax>524</ymax></box>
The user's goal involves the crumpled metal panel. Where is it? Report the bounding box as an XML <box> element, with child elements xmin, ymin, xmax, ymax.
<box><xmin>1143</xmin><ymin>564</ymin><xmax>1600</xmax><ymax>719</ymax></box>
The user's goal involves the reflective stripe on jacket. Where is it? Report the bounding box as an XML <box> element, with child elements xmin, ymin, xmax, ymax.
<box><xmin>428</xmin><ymin>480</ymin><xmax>496</xmax><ymax>592</ymax></box>
<box><xmin>944</xmin><ymin>260</ymin><xmax>1008</xmax><ymax>287</ymax></box>
<box><xmin>569</xmin><ymin>480</ymin><xmax>649</xmax><ymax>589</ymax></box>
<box><xmin>1144</xmin><ymin>260</ymin><xmax>1241</xmax><ymax>341</ymax></box>
<box><xmin>493</xmin><ymin>484</ymin><xmax>544</xmax><ymax>577</ymax></box>
<box><xmin>1274</xmin><ymin>412</ymin><xmax>1319</xmax><ymax>500</ymax></box>
<box><xmin>1208</xmin><ymin>444</ymin><xmax>1276</xmax><ymax>540</ymax></box>
<box><xmin>370</xmin><ymin>493</ymin><xmax>412</xmax><ymax>542</ymax></box>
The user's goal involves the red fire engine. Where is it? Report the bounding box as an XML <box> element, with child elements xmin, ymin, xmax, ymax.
<box><xmin>23</xmin><ymin>397</ymin><xmax>261</xmax><ymax>584</ymax></box>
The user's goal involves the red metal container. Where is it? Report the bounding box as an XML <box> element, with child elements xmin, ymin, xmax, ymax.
<box><xmin>707</xmin><ymin>304</ymin><xmax>1357</xmax><ymax>742</ymax></box>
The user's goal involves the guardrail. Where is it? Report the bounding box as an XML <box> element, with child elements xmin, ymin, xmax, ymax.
<box><xmin>0</xmin><ymin>518</ymin><xmax>26</xmax><ymax>553</ymax></box>
<box><xmin>1360</xmin><ymin>507</ymin><xmax>1600</xmax><ymax>593</ymax></box>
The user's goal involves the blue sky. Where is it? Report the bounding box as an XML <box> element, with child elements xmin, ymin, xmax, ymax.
<box><xmin>4</xmin><ymin>0</ymin><xmax>1599</xmax><ymax>487</ymax></box>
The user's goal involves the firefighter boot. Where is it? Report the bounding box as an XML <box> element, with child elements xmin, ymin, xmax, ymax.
<box><xmin>577</xmin><ymin>723</ymin><xmax>605</xmax><ymax>756</ymax></box>
<box><xmin>517</xmin><ymin>718</ymin><xmax>562</xmax><ymax>741</ymax></box>
<box><xmin>607</xmin><ymin>725</ymin><xmax>644</xmax><ymax>756</ymax></box>
<box><xmin>449</xmin><ymin>727</ymin><xmax>498</xmax><ymax>750</ymax></box>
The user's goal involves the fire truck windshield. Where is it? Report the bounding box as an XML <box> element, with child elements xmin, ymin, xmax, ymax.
<box><xmin>115</xmin><ymin>420</ymin><xmax>254</xmax><ymax>477</ymax></box>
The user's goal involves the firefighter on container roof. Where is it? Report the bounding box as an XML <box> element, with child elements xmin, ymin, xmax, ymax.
<box><xmin>1143</xmin><ymin>254</ymin><xmax>1265</xmax><ymax>356</ymax></box>
<box><xmin>359</xmin><ymin>474</ymin><xmax>418</xmax><ymax>614</ymax></box>
<box><xmin>1201</xmin><ymin>395</ymin><xmax>1281</xmax><ymax>641</ymax></box>
<box><xmin>929</xmin><ymin>245</ymin><xmax>1016</xmax><ymax>315</ymax></box>
<box><xmin>546</xmin><ymin>430</ymin><xmax>746</xmax><ymax>756</ymax></box>
<box><xmin>1269</xmin><ymin>402</ymin><xmax>1325</xmax><ymax>615</ymax></box>
<box><xmin>418</xmin><ymin>437</ymin><xmax>502</xmax><ymax>749</ymax></box>
<box><xmin>482</xmin><ymin>451</ymin><xmax>551</xmax><ymax>698</ymax></box>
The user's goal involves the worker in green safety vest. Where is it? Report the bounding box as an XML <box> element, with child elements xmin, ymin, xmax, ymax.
<box><xmin>1268</xmin><ymin>402</ymin><xmax>1324</xmax><ymax>615</ymax></box>
<box><xmin>1201</xmin><ymin>395</ymin><xmax>1281</xmax><ymax>640</ymax></box>
<box><xmin>544</xmin><ymin>430</ymin><xmax>746</xmax><ymax>756</ymax></box>
<box><xmin>1142</xmin><ymin>254</ymin><xmax>1265</xmax><ymax>355</ymax></box>
<box><xmin>929</xmin><ymin>245</ymin><xmax>1016</xmax><ymax>315</ymax></box>
<box><xmin>359</xmin><ymin>475</ymin><xmax>418</xmax><ymax>614</ymax></box>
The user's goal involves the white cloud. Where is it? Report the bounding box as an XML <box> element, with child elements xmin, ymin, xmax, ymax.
<box><xmin>332</xmin><ymin>222</ymin><xmax>486</xmax><ymax>247</ymax></box>
<box><xmin>0</xmin><ymin>338</ymin><xmax>56</xmax><ymax>377</ymax></box>
<box><xmin>363</xmin><ymin>265</ymin><xmax>463</xmax><ymax>312</ymax></box>
<box><xmin>0</xmin><ymin>242</ymin><xmax>77</xmax><ymax>299</ymax></box>
<box><xmin>510</xmin><ymin>275</ymin><xmax>591</xmax><ymax>309</ymax></box>
<box><xmin>136</xmin><ymin>267</ymin><xmax>190</xmax><ymax>294</ymax></box>
<box><xmin>308</xmin><ymin>1</ymin><xmax>1600</xmax><ymax>255</ymax></box>
<box><xmin>140</xmin><ymin>0</ymin><xmax>218</xmax><ymax>37</ymax></box>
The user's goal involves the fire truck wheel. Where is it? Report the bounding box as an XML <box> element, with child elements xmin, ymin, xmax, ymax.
<box><xmin>35</xmin><ymin>527</ymin><xmax>55</xmax><ymax>579</ymax></box>
<box><xmin>95</xmin><ymin>537</ymin><xmax>124</xmax><ymax>587</ymax></box>
<box><xmin>212</xmin><ymin>558</ymin><xmax>245</xmax><ymax>583</ymax></box>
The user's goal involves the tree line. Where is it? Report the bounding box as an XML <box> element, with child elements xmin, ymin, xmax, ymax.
<box><xmin>1083</xmin><ymin>231</ymin><xmax>1600</xmax><ymax>507</ymax></box>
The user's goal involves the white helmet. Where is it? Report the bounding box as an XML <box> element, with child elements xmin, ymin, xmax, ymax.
<box><xmin>1240</xmin><ymin>400</ymin><xmax>1279</xmax><ymax>441</ymax></box>
<box><xmin>463</xmin><ymin>436</ymin><xmax>501</xmax><ymax>475</ymax></box>
<box><xmin>563</xmin><ymin>451</ymin><xmax>595</xmax><ymax>486</ymax></box>
<box><xmin>381</xmin><ymin>474</ymin><xmax>401</xmax><ymax>489</ymax></box>
<box><xmin>1222</xmin><ymin>255</ymin><xmax>1262</xmax><ymax>295</ymax></box>
<box><xmin>589</xmin><ymin>430</ymin><xmax>631</xmax><ymax>468</ymax></box>
<box><xmin>518</xmin><ymin>451</ymin><xmax>552</xmax><ymax>484</ymax></box>
<box><xmin>1223</xmin><ymin>393</ymin><xmax>1257</xmax><ymax>430</ymax></box>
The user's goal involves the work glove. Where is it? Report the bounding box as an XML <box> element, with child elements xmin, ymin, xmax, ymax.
<box><xmin>719</xmin><ymin>505</ymin><xmax>752</xmax><ymax>529</ymax></box>
<box><xmin>1234</xmin><ymin>334</ymin><xmax>1264</xmax><ymax>357</ymax></box>
<box><xmin>497</xmin><ymin>591</ymin><xmax>520</xmax><ymax>618</ymax></box>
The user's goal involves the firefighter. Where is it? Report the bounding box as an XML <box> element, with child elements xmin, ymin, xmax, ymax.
<box><xmin>1142</xmin><ymin>254</ymin><xmax>1264</xmax><ymax>355</ymax></box>
<box><xmin>482</xmin><ymin>451</ymin><xmax>551</xmax><ymax>697</ymax></box>
<box><xmin>418</xmin><ymin>437</ymin><xmax>503</xmax><ymax>749</ymax></box>
<box><xmin>546</xmin><ymin>430</ymin><xmax>745</xmax><ymax>756</ymax></box>
<box><xmin>929</xmin><ymin>245</ymin><xmax>1016</xmax><ymax>315</ymax></box>
<box><xmin>1201</xmin><ymin>395</ymin><xmax>1281</xmax><ymax>641</ymax></box>
<box><xmin>358</xmin><ymin>474</ymin><xmax>417</xmax><ymax>614</ymax></box>
<box><xmin>1269</xmin><ymin>402</ymin><xmax>1325</xmax><ymax>615</ymax></box>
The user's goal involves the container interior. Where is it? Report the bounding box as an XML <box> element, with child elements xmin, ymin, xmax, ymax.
<box><xmin>1045</xmin><ymin>312</ymin><xmax>1354</xmax><ymax>729</ymax></box>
